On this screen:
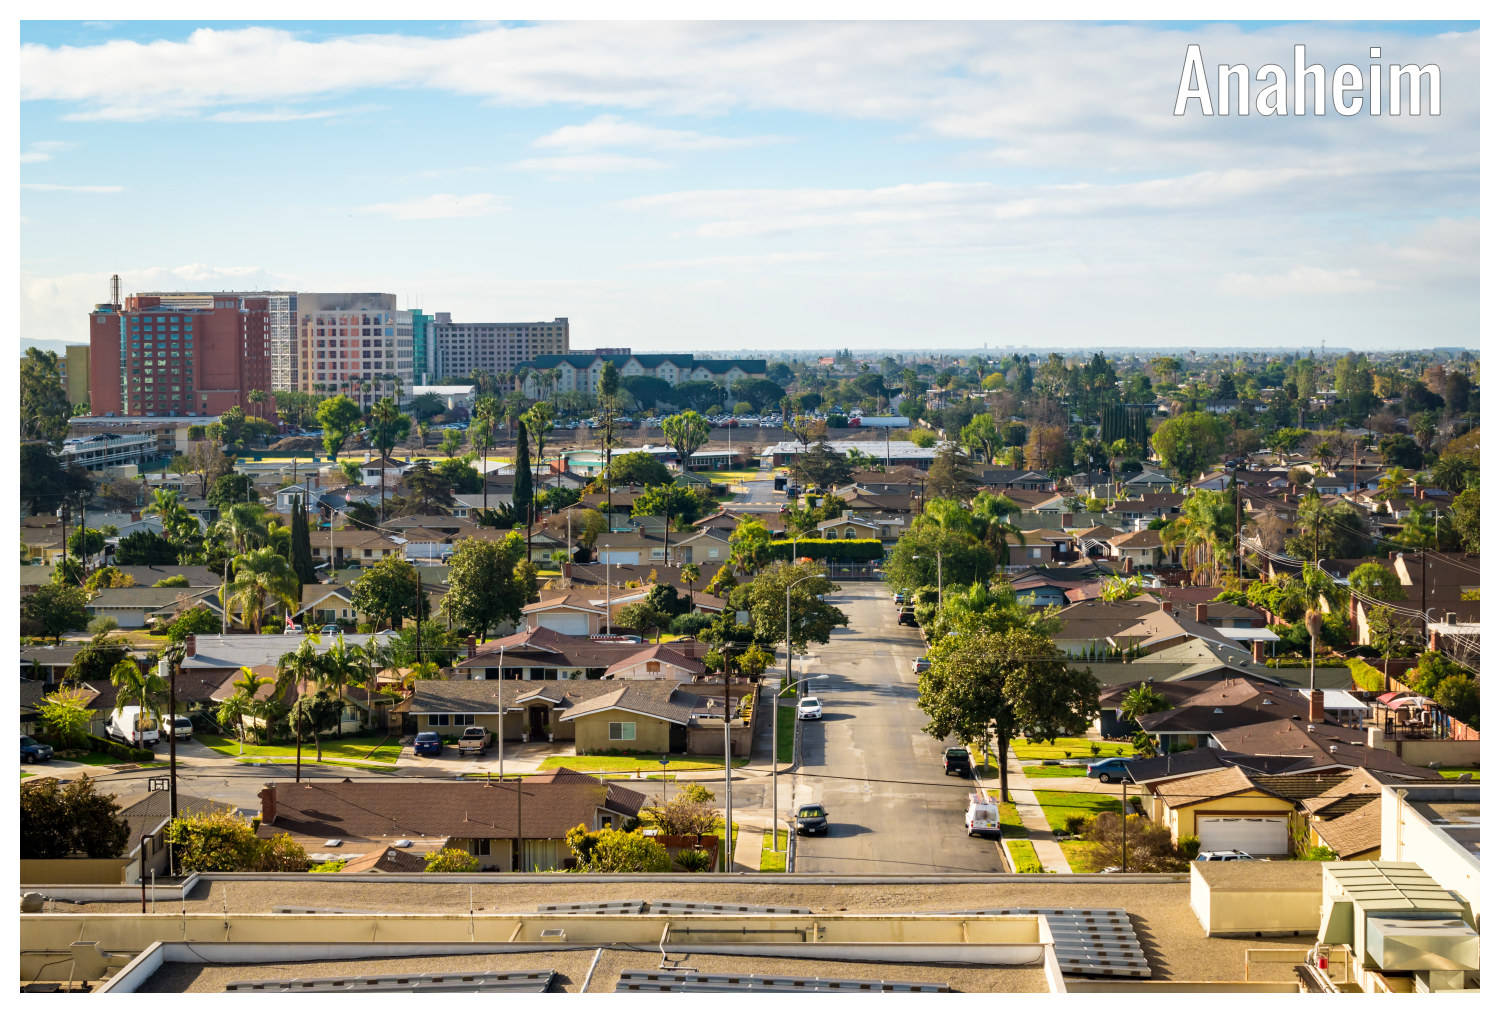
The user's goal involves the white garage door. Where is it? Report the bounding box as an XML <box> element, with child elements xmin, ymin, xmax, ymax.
<box><xmin>1197</xmin><ymin>816</ymin><xmax>1289</xmax><ymax>855</ymax></box>
<box><xmin>542</xmin><ymin>613</ymin><xmax>591</xmax><ymax>636</ymax></box>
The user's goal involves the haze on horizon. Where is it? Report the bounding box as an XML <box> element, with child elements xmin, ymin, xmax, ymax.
<box><xmin>19</xmin><ymin>20</ymin><xmax>1479</xmax><ymax>353</ymax></box>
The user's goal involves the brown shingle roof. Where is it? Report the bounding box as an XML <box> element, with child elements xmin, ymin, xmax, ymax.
<box><xmin>337</xmin><ymin>846</ymin><xmax>431</xmax><ymax>873</ymax></box>
<box><xmin>1310</xmin><ymin>798</ymin><xmax>1383</xmax><ymax>858</ymax></box>
<box><xmin>1150</xmin><ymin>766</ymin><xmax>1261</xmax><ymax>807</ymax></box>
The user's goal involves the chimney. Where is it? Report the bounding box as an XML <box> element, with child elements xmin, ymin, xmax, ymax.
<box><xmin>1418</xmin><ymin>488</ymin><xmax>1426</xmax><ymax>501</ymax></box>
<box><xmin>1251</xmin><ymin>639</ymin><xmax>1266</xmax><ymax>664</ymax></box>
<box><xmin>258</xmin><ymin>785</ymin><xmax>277</xmax><ymax>825</ymax></box>
<box><xmin>1161</xmin><ymin>599</ymin><xmax>1171</xmax><ymax>613</ymax></box>
<box><xmin>1429</xmin><ymin>629</ymin><xmax>1441</xmax><ymax>652</ymax></box>
<box><xmin>184</xmin><ymin>634</ymin><xmax>197</xmax><ymax>657</ymax></box>
<box><xmin>466</xmin><ymin>635</ymin><xmax>477</xmax><ymax>659</ymax></box>
<box><xmin>1446</xmin><ymin>612</ymin><xmax>1456</xmax><ymax>625</ymax></box>
<box><xmin>1309</xmin><ymin>689</ymin><xmax>1325</xmax><ymax>724</ymax></box>
<box><xmin>562</xmin><ymin>561</ymin><xmax>573</xmax><ymax>582</ymax></box>
<box><xmin>1195</xmin><ymin>603</ymin><xmax>1209</xmax><ymax>624</ymax></box>
<box><xmin>1121</xmin><ymin>557</ymin><xmax>1133</xmax><ymax>575</ymax></box>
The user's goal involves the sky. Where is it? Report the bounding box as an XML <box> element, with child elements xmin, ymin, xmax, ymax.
<box><xmin>18</xmin><ymin>19</ymin><xmax>1480</xmax><ymax>354</ymax></box>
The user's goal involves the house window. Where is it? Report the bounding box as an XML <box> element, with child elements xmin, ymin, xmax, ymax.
<box><xmin>430</xmin><ymin>714</ymin><xmax>450</xmax><ymax>726</ymax></box>
<box><xmin>608</xmin><ymin>721</ymin><xmax>636</xmax><ymax>741</ymax></box>
<box><xmin>471</xmin><ymin>838</ymin><xmax>491</xmax><ymax>856</ymax></box>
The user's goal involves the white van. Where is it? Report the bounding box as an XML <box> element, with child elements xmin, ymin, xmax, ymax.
<box><xmin>965</xmin><ymin>791</ymin><xmax>999</xmax><ymax>837</ymax></box>
<box><xmin>107</xmin><ymin>706</ymin><xmax>160</xmax><ymax>748</ymax></box>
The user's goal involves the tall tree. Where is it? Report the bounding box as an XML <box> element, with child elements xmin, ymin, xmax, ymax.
<box><xmin>274</xmin><ymin>637</ymin><xmax>325</xmax><ymax>776</ymax></box>
<box><xmin>288</xmin><ymin>496</ymin><xmax>319</xmax><ymax>585</ymax></box>
<box><xmin>350</xmin><ymin>556</ymin><xmax>427</xmax><ymax>630</ymax></box>
<box><xmin>441</xmin><ymin>532</ymin><xmax>531</xmax><ymax>637</ymax></box>
<box><xmin>366</xmin><ymin>398</ymin><xmax>412</xmax><ymax>520</ymax></box>
<box><xmin>20</xmin><ymin>348</ymin><xmax>71</xmax><ymax>448</ymax></box>
<box><xmin>21</xmin><ymin>584</ymin><xmax>89</xmax><ymax>644</ymax></box>
<box><xmin>662</xmin><ymin>410</ymin><xmax>712</xmax><ymax>474</ymax></box>
<box><xmin>522</xmin><ymin>400</ymin><xmax>555</xmax><ymax>489</ymax></box>
<box><xmin>316</xmin><ymin>395</ymin><xmax>362</xmax><ymax>462</ymax></box>
<box><xmin>1151</xmin><ymin>411</ymin><xmax>1227</xmax><ymax>482</ymax></box>
<box><xmin>1161</xmin><ymin>488</ymin><xmax>1235</xmax><ymax>585</ymax></box>
<box><xmin>513</xmin><ymin>419</ymin><xmax>534</xmax><ymax>553</ymax></box>
<box><xmin>470</xmin><ymin>395</ymin><xmax>499</xmax><ymax>513</ymax></box>
<box><xmin>110</xmin><ymin>657</ymin><xmax>167</xmax><ymax>741</ymax></box>
<box><xmin>598</xmin><ymin>361</ymin><xmax>622</xmax><ymax>522</ymax></box>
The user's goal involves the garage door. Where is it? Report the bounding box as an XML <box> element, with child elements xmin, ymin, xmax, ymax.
<box><xmin>542</xmin><ymin>613</ymin><xmax>591</xmax><ymax>636</ymax></box>
<box><xmin>1196</xmin><ymin>815</ymin><xmax>1289</xmax><ymax>855</ymax></box>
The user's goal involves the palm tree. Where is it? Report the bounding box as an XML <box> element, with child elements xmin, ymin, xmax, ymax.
<box><xmin>366</xmin><ymin>397</ymin><xmax>411</xmax><ymax>521</ymax></box>
<box><xmin>1161</xmin><ymin>489</ymin><xmax>1235</xmax><ymax>586</ymax></box>
<box><xmin>971</xmin><ymin>491</ymin><xmax>1025</xmax><ymax>565</ymax></box>
<box><xmin>229</xmin><ymin>667</ymin><xmax>272</xmax><ymax>744</ymax></box>
<box><xmin>110</xmin><ymin>658</ymin><xmax>167</xmax><ymax>743</ymax></box>
<box><xmin>318</xmin><ymin>634</ymin><xmax>362</xmax><ymax>734</ymax></box>
<box><xmin>227</xmin><ymin>547</ymin><xmax>301</xmax><ymax>633</ymax></box>
<box><xmin>1377</xmin><ymin>467</ymin><xmax>1411</xmax><ymax>500</ymax></box>
<box><xmin>215</xmin><ymin>692</ymin><xmax>252</xmax><ymax>755</ymax></box>
<box><xmin>680</xmin><ymin>563</ymin><xmax>700</xmax><ymax>609</ymax></box>
<box><xmin>471</xmin><ymin>396</ymin><xmax>499</xmax><ymax>514</ymax></box>
<box><xmin>523</xmin><ymin>401</ymin><xmax>554</xmax><ymax>490</ymax></box>
<box><xmin>247</xmin><ymin>389</ymin><xmax>267</xmax><ymax>421</ymax></box>
<box><xmin>275</xmin><ymin>635</ymin><xmax>325</xmax><ymax>775</ymax></box>
<box><xmin>1120</xmin><ymin>682</ymin><xmax>1169</xmax><ymax>727</ymax></box>
<box><xmin>216</xmin><ymin>501</ymin><xmax>272</xmax><ymax>554</ymax></box>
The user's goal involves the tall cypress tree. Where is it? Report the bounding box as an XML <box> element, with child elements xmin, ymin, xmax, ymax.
<box><xmin>289</xmin><ymin>495</ymin><xmax>318</xmax><ymax>586</ymax></box>
<box><xmin>513</xmin><ymin>423</ymin><xmax>533</xmax><ymax>557</ymax></box>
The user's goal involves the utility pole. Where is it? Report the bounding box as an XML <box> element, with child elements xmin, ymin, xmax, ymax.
<box><xmin>415</xmin><ymin>568</ymin><xmax>423</xmax><ymax>666</ymax></box>
<box><xmin>723</xmin><ymin>669</ymin><xmax>733</xmax><ymax>873</ymax></box>
<box><xmin>1232</xmin><ymin>463</ymin><xmax>1242</xmax><ymax>580</ymax></box>
<box><xmin>1120</xmin><ymin>770</ymin><xmax>1129</xmax><ymax>873</ymax></box>
<box><xmin>160</xmin><ymin>657</ymin><xmax>178</xmax><ymax>875</ymax></box>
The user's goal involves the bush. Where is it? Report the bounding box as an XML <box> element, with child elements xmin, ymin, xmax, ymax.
<box><xmin>43</xmin><ymin>733</ymin><xmax>156</xmax><ymax>764</ymax></box>
<box><xmin>1080</xmin><ymin>813</ymin><xmax>1189</xmax><ymax>872</ymax></box>
<box><xmin>1177</xmin><ymin>835</ymin><xmax>1201</xmax><ymax>861</ymax></box>
<box><xmin>668</xmin><ymin>612</ymin><xmax>713</xmax><ymax>637</ymax></box>
<box><xmin>166</xmin><ymin>810</ymin><xmax>308</xmax><ymax>872</ymax></box>
<box><xmin>308</xmin><ymin>859</ymin><xmax>347</xmax><ymax>873</ymax></box>
<box><xmin>424</xmin><ymin>847</ymin><xmax>481</xmax><ymax>872</ymax></box>
<box><xmin>674</xmin><ymin>848</ymin><xmax>714</xmax><ymax>873</ymax></box>
<box><xmin>87</xmin><ymin>617</ymin><xmax>120</xmax><ymax>637</ymax></box>
<box><xmin>766</xmin><ymin>538</ymin><xmax>884</xmax><ymax>563</ymax></box>
<box><xmin>1063</xmin><ymin>815</ymin><xmax>1088</xmax><ymax>836</ymax></box>
<box><xmin>1346</xmin><ymin>658</ymin><xmax>1386</xmax><ymax>693</ymax></box>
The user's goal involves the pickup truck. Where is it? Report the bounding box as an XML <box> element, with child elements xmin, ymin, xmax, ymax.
<box><xmin>456</xmin><ymin>726</ymin><xmax>492</xmax><ymax>756</ymax></box>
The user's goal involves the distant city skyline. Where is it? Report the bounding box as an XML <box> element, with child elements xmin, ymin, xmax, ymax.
<box><xmin>20</xmin><ymin>20</ymin><xmax>1479</xmax><ymax>351</ymax></box>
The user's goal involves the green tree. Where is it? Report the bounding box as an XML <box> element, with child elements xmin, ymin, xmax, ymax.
<box><xmin>20</xmin><ymin>348</ymin><xmax>72</xmax><ymax>448</ymax></box>
<box><xmin>1120</xmin><ymin>683</ymin><xmax>1170</xmax><ymax>726</ymax></box>
<box><xmin>1161</xmin><ymin>489</ymin><xmax>1235</xmax><ymax>586</ymax></box>
<box><xmin>166</xmin><ymin>809</ymin><xmax>308</xmax><ymax>871</ymax></box>
<box><xmin>110</xmin><ymin>657</ymin><xmax>167</xmax><ymax>740</ymax></box>
<box><xmin>609</xmin><ymin>451</ymin><xmax>672</xmax><ymax>487</ymax></box>
<box><xmin>351</xmin><ymin>556</ymin><xmax>427</xmax><ymax>630</ymax></box>
<box><xmin>738</xmin><ymin>562</ymin><xmax>847</xmax><ymax>653</ymax></box>
<box><xmin>615</xmin><ymin>602</ymin><xmax>670</xmax><ymax>641</ymax></box>
<box><xmin>565</xmin><ymin>825</ymin><xmax>672</xmax><ymax>872</ymax></box>
<box><xmin>1432</xmin><ymin>673</ymin><xmax>1479</xmax><ymax>728</ymax></box>
<box><xmin>366</xmin><ymin>397</ymin><xmax>412</xmax><ymax>520</ymax></box>
<box><xmin>316</xmin><ymin>395</ymin><xmax>362</xmax><ymax>461</ymax></box>
<box><xmin>439</xmin><ymin>427</ymin><xmax>465</xmax><ymax>458</ymax></box>
<box><xmin>1286</xmin><ymin>495</ymin><xmax>1369</xmax><ymax>561</ymax></box>
<box><xmin>522</xmin><ymin>400</ymin><xmax>555</xmax><ymax>489</ymax></box>
<box><xmin>206</xmin><ymin>472</ymin><xmax>256</xmax><ymax>510</ymax></box>
<box><xmin>67</xmin><ymin>527</ymin><xmax>108</xmax><ymax>563</ymax></box>
<box><xmin>21</xmin><ymin>583</ymin><xmax>89</xmax><ymax>643</ymax></box>
<box><xmin>288</xmin><ymin>496</ymin><xmax>319</xmax><ymax>585</ymax></box>
<box><xmin>662</xmin><ymin>410</ymin><xmax>712</xmax><ymax>473</ymax></box>
<box><xmin>513</xmin><ymin>415</ymin><xmax>533</xmax><ymax>533</ymax></box>
<box><xmin>1349</xmin><ymin>561</ymin><xmax>1403</xmax><ymax>602</ymax></box>
<box><xmin>115</xmin><ymin>530</ymin><xmax>178</xmax><ymax>566</ymax></box>
<box><xmin>918</xmin><ymin>626</ymin><xmax>1098</xmax><ymax>803</ymax></box>
<box><xmin>728</xmin><ymin>517</ymin><xmax>774</xmax><ymax>575</ymax></box>
<box><xmin>959</xmin><ymin>412</ymin><xmax>1001</xmax><ymax>464</ymax></box>
<box><xmin>20</xmin><ymin>443</ymin><xmax>91</xmax><ymax>516</ymax></box>
<box><xmin>38</xmin><ymin>690</ymin><xmax>96</xmax><ymax>748</ymax></box>
<box><xmin>442</xmin><ymin>533</ymin><xmax>531</xmax><ymax>637</ymax></box>
<box><xmin>424</xmin><ymin>846</ymin><xmax>482</xmax><ymax>872</ymax></box>
<box><xmin>20</xmin><ymin>775</ymin><xmax>129</xmax><ymax>859</ymax></box>
<box><xmin>227</xmin><ymin>547</ymin><xmax>301</xmax><ymax>632</ymax></box>
<box><xmin>166</xmin><ymin>605</ymin><xmax>220</xmax><ymax>643</ymax></box>
<box><xmin>926</xmin><ymin>443</ymin><xmax>980</xmax><ymax>500</ymax></box>
<box><xmin>1151</xmin><ymin>411</ymin><xmax>1227</xmax><ymax>481</ymax></box>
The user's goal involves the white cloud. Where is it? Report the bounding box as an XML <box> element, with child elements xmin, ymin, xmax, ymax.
<box><xmin>1218</xmin><ymin>267</ymin><xmax>1377</xmax><ymax>296</ymax></box>
<box><xmin>205</xmin><ymin>106</ymin><xmax>366</xmax><ymax>123</ymax></box>
<box><xmin>21</xmin><ymin>182</ymin><xmax>122</xmax><ymax>193</ymax></box>
<box><xmin>533</xmin><ymin>115</ymin><xmax>780</xmax><ymax>151</ymax></box>
<box><xmin>20</xmin><ymin>140</ymin><xmax>71</xmax><ymax>164</ymax></box>
<box><xmin>510</xmin><ymin>154</ymin><xmax>667</xmax><ymax>174</ymax></box>
<box><xmin>356</xmin><ymin>192</ymin><xmax>507</xmax><ymax>220</ymax></box>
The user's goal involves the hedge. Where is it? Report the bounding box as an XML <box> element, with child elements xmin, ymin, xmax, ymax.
<box><xmin>768</xmin><ymin>538</ymin><xmax>884</xmax><ymax>562</ymax></box>
<box><xmin>38</xmin><ymin>732</ymin><xmax>156</xmax><ymax>764</ymax></box>
<box><xmin>1346</xmin><ymin>658</ymin><xmax>1387</xmax><ymax>693</ymax></box>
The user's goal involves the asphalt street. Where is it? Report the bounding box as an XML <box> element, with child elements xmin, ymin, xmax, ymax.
<box><xmin>792</xmin><ymin>584</ymin><xmax>1005</xmax><ymax>874</ymax></box>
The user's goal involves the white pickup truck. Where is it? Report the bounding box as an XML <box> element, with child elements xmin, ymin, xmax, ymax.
<box><xmin>456</xmin><ymin>726</ymin><xmax>492</xmax><ymax>756</ymax></box>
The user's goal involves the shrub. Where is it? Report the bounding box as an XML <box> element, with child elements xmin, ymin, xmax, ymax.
<box><xmin>1301</xmin><ymin>845</ymin><xmax>1337</xmax><ymax>861</ymax></box>
<box><xmin>1063</xmin><ymin>815</ymin><xmax>1089</xmax><ymax>836</ymax></box>
<box><xmin>424</xmin><ymin>847</ymin><xmax>481</xmax><ymax>872</ymax></box>
<box><xmin>308</xmin><ymin>859</ymin><xmax>347</xmax><ymax>873</ymax></box>
<box><xmin>1080</xmin><ymin>813</ymin><xmax>1188</xmax><ymax>873</ymax></box>
<box><xmin>1090</xmin><ymin>744</ymin><xmax>1101</xmax><ymax>757</ymax></box>
<box><xmin>166</xmin><ymin>809</ymin><xmax>309</xmax><ymax>872</ymax></box>
<box><xmin>1177</xmin><ymin>835</ymin><xmax>1201</xmax><ymax>861</ymax></box>
<box><xmin>87</xmin><ymin>617</ymin><xmax>120</xmax><ymax>637</ymax></box>
<box><xmin>674</xmin><ymin>849</ymin><xmax>714</xmax><ymax>873</ymax></box>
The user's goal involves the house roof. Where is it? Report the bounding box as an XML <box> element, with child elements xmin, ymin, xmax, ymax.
<box><xmin>403</xmin><ymin>677</ymin><xmax>619</xmax><ymax>715</ymax></box>
<box><xmin>87</xmin><ymin>587</ymin><xmax>216</xmax><ymax>609</ymax></box>
<box><xmin>1110</xmin><ymin>528</ymin><xmax>1163</xmax><ymax>549</ymax></box>
<box><xmin>1150</xmin><ymin>765</ymin><xmax>1264</xmax><ymax>808</ymax></box>
<box><xmin>183</xmin><ymin>632</ymin><xmax>398</xmax><ymax>671</ymax></box>
<box><xmin>555</xmin><ymin>681</ymin><xmax>706</xmax><ymax>727</ymax></box>
<box><xmin>1209</xmin><ymin>719</ymin><xmax>1433</xmax><ymax>778</ymax></box>
<box><xmin>255</xmin><ymin>778</ymin><xmax>644</xmax><ymax>844</ymax></box>
<box><xmin>603</xmin><ymin>645</ymin><xmax>706</xmax><ymax>678</ymax></box>
<box><xmin>1310</xmin><ymin>798</ymin><xmax>1383</xmax><ymax>857</ymax></box>
<box><xmin>523</xmin><ymin>591</ymin><xmax>608</xmax><ymax>616</ymax></box>
<box><xmin>337</xmin><ymin>846</ymin><xmax>430</xmax><ymax>874</ymax></box>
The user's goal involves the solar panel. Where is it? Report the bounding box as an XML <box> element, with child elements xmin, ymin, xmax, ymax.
<box><xmin>616</xmin><ymin>971</ymin><xmax>948</xmax><ymax>993</ymax></box>
<box><xmin>225</xmin><ymin>970</ymin><xmax>556</xmax><ymax>993</ymax></box>
<box><xmin>941</xmin><ymin>908</ymin><xmax>1151</xmax><ymax>979</ymax></box>
<box><xmin>649</xmin><ymin>900</ymin><xmax>814</xmax><ymax>915</ymax></box>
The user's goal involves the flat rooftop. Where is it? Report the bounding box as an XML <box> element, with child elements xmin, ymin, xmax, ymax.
<box><xmin>139</xmin><ymin>951</ymin><xmax>1047</xmax><ymax>993</ymax></box>
<box><xmin>57</xmin><ymin>876</ymin><xmax>1308</xmax><ymax>983</ymax></box>
<box><xmin>1410</xmin><ymin>800</ymin><xmax>1481</xmax><ymax>858</ymax></box>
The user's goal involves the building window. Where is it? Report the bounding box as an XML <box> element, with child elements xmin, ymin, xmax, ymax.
<box><xmin>430</xmin><ymin>714</ymin><xmax>450</xmax><ymax>726</ymax></box>
<box><xmin>608</xmin><ymin>722</ymin><xmax>637</xmax><ymax>741</ymax></box>
<box><xmin>471</xmin><ymin>838</ymin><xmax>491</xmax><ymax>856</ymax></box>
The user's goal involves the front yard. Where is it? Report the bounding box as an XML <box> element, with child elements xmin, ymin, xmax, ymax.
<box><xmin>1023</xmin><ymin>764</ymin><xmax>1090</xmax><ymax>779</ymax></box>
<box><xmin>1059</xmin><ymin>839</ymin><xmax>1103</xmax><ymax>873</ymax></box>
<box><xmin>1031</xmin><ymin>790</ymin><xmax>1125</xmax><ymax>834</ymax></box>
<box><xmin>1010</xmin><ymin>737</ymin><xmax>1129</xmax><ymax>761</ymax></box>
<box><xmin>1438</xmin><ymin>768</ymin><xmax>1481</xmax><ymax>781</ymax></box>
<box><xmin>760</xmin><ymin>828</ymin><xmax>788</xmax><ymax>871</ymax></box>
<box><xmin>1006</xmin><ymin>839</ymin><xmax>1043</xmax><ymax>873</ymax></box>
<box><xmin>198</xmin><ymin>733</ymin><xmax>400</xmax><ymax>765</ymax></box>
<box><xmin>537</xmin><ymin>753</ymin><xmax>749</xmax><ymax>773</ymax></box>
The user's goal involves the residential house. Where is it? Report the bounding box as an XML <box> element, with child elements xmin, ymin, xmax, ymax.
<box><xmin>255</xmin><ymin>777</ymin><xmax>646</xmax><ymax>872</ymax></box>
<box><xmin>522</xmin><ymin>591</ymin><xmax>611</xmax><ymax>636</ymax></box>
<box><xmin>1109</xmin><ymin>527</ymin><xmax>1168</xmax><ymax>570</ymax></box>
<box><xmin>1052</xmin><ymin>596</ymin><xmax>1251</xmax><ymax>660</ymax></box>
<box><xmin>602</xmin><ymin>645</ymin><xmax>706</xmax><ymax>683</ymax></box>
<box><xmin>1122</xmin><ymin>469</ymin><xmax>1176</xmax><ymax>493</ymax></box>
<box><xmin>308</xmin><ymin>529</ymin><xmax>403</xmax><ymax>569</ymax></box>
<box><xmin>86</xmin><ymin>587</ymin><xmax>218</xmax><ymax>630</ymax></box>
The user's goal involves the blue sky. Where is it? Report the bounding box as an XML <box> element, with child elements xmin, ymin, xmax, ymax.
<box><xmin>19</xmin><ymin>20</ymin><xmax>1479</xmax><ymax>353</ymax></box>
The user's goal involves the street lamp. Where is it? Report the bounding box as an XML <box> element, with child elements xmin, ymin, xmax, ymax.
<box><xmin>913</xmin><ymin>550</ymin><xmax>943</xmax><ymax>610</ymax></box>
<box><xmin>771</xmin><ymin>673</ymin><xmax>828</xmax><ymax>853</ymax></box>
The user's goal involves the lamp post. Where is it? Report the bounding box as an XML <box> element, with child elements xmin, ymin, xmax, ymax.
<box><xmin>603</xmin><ymin>547</ymin><xmax>612</xmax><ymax>635</ymax></box>
<box><xmin>496</xmin><ymin>644</ymin><xmax>506</xmax><ymax>782</ymax></box>
<box><xmin>771</xmin><ymin>673</ymin><xmax>828</xmax><ymax>853</ymax></box>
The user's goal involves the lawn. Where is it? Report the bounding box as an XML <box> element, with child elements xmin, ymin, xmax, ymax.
<box><xmin>761</xmin><ymin>829</ymin><xmax>788</xmax><ymax>872</ymax></box>
<box><xmin>537</xmin><ymin>753</ymin><xmax>748</xmax><ymax>773</ymax></box>
<box><xmin>1438</xmin><ymin>768</ymin><xmax>1481</xmax><ymax>781</ymax></box>
<box><xmin>1059</xmin><ymin>839</ymin><xmax>1103</xmax><ymax>873</ymax></box>
<box><xmin>1032</xmin><ymin>790</ymin><xmax>1125</xmax><ymax>834</ymax></box>
<box><xmin>198</xmin><ymin>733</ymin><xmax>401</xmax><ymax>765</ymax></box>
<box><xmin>1010</xmin><ymin>737</ymin><xmax>1127</xmax><ymax>761</ymax></box>
<box><xmin>700</xmin><ymin>469</ymin><xmax>765</xmax><ymax>484</ymax></box>
<box><xmin>1006</xmin><ymin>839</ymin><xmax>1043</xmax><ymax>874</ymax></box>
<box><xmin>777</xmin><ymin>702</ymin><xmax>796</xmax><ymax>764</ymax></box>
<box><xmin>20</xmin><ymin>771</ymin><xmax>32</xmax><ymax>779</ymax></box>
<box><xmin>1023</xmin><ymin>764</ymin><xmax>1090</xmax><ymax>779</ymax></box>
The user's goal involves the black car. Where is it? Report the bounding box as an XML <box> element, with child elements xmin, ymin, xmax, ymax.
<box><xmin>943</xmin><ymin>747</ymin><xmax>972</xmax><ymax>776</ymax></box>
<box><xmin>897</xmin><ymin>610</ymin><xmax>918</xmax><ymax>627</ymax></box>
<box><xmin>21</xmin><ymin>735</ymin><xmax>53</xmax><ymax>764</ymax></box>
<box><xmin>794</xmin><ymin>804</ymin><xmax>829</xmax><ymax>835</ymax></box>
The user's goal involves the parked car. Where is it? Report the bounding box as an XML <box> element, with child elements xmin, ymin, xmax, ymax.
<box><xmin>412</xmin><ymin>731</ymin><xmax>444</xmax><ymax>757</ymax></box>
<box><xmin>912</xmin><ymin>656</ymin><xmax>931</xmax><ymax>674</ymax></box>
<box><xmin>162</xmin><ymin>715</ymin><xmax>194</xmax><ymax>741</ymax></box>
<box><xmin>794</xmin><ymin>803</ymin><xmax>830</xmax><ymax>836</ymax></box>
<box><xmin>320</xmin><ymin>624</ymin><xmax>342</xmax><ymax>636</ymax></box>
<box><xmin>1195</xmin><ymin>850</ymin><xmax>1264</xmax><ymax>862</ymax></box>
<box><xmin>107</xmin><ymin>706</ymin><xmax>160</xmax><ymax>747</ymax></box>
<box><xmin>797</xmin><ymin>696</ymin><xmax>823</xmax><ymax>720</ymax></box>
<box><xmin>20</xmin><ymin>735</ymin><xmax>53</xmax><ymax>763</ymax></box>
<box><xmin>897</xmin><ymin>610</ymin><xmax>918</xmax><ymax>627</ymax></box>
<box><xmin>965</xmin><ymin>791</ymin><xmax>1000</xmax><ymax>837</ymax></box>
<box><xmin>456</xmin><ymin>726</ymin><xmax>492</xmax><ymax>756</ymax></box>
<box><xmin>943</xmin><ymin>746</ymin><xmax>972</xmax><ymax>776</ymax></box>
<box><xmin>1086</xmin><ymin>757</ymin><xmax>1134</xmax><ymax>784</ymax></box>
<box><xmin>285</xmin><ymin>623</ymin><xmax>305</xmax><ymax>635</ymax></box>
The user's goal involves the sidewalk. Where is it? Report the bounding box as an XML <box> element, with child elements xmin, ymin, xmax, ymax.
<box><xmin>991</xmin><ymin>747</ymin><xmax>1072</xmax><ymax>874</ymax></box>
<box><xmin>730</xmin><ymin>808</ymin><xmax>773</xmax><ymax>871</ymax></box>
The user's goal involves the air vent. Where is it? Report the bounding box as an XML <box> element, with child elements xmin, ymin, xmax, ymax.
<box><xmin>323</xmin><ymin>839</ymin><xmax>343</xmax><ymax>847</ymax></box>
<box><xmin>394</xmin><ymin>839</ymin><xmax>413</xmax><ymax>848</ymax></box>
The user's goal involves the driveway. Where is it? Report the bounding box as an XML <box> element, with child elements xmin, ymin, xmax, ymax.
<box><xmin>791</xmin><ymin>584</ymin><xmax>1005</xmax><ymax>874</ymax></box>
